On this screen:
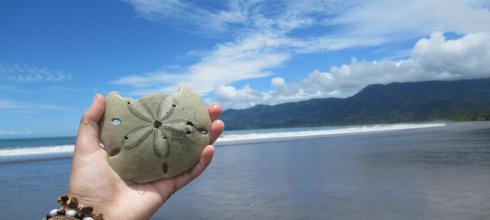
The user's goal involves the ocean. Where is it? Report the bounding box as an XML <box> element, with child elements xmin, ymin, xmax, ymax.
<box><xmin>0</xmin><ymin>123</ymin><xmax>446</xmax><ymax>162</ymax></box>
<box><xmin>1</xmin><ymin>122</ymin><xmax>489</xmax><ymax>219</ymax></box>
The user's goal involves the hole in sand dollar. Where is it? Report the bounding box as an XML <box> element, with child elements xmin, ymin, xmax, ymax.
<box><xmin>200</xmin><ymin>129</ymin><xmax>208</xmax><ymax>135</ymax></box>
<box><xmin>162</xmin><ymin>163</ymin><xmax>168</xmax><ymax>174</ymax></box>
<box><xmin>109</xmin><ymin>148</ymin><xmax>121</xmax><ymax>156</ymax></box>
<box><xmin>111</xmin><ymin>118</ymin><xmax>121</xmax><ymax>126</ymax></box>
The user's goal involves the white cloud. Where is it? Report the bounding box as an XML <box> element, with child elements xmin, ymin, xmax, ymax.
<box><xmin>412</xmin><ymin>32</ymin><xmax>490</xmax><ymax>79</ymax></box>
<box><xmin>215</xmin><ymin>32</ymin><xmax>490</xmax><ymax>108</ymax></box>
<box><xmin>112</xmin><ymin>32</ymin><xmax>383</xmax><ymax>97</ymax></box>
<box><xmin>128</xmin><ymin>0</ymin><xmax>490</xmax><ymax>38</ymax></box>
<box><xmin>116</xmin><ymin>0</ymin><xmax>392</xmax><ymax>97</ymax></box>
<box><xmin>126</xmin><ymin>0</ymin><xmax>255</xmax><ymax>32</ymax></box>
<box><xmin>0</xmin><ymin>98</ymin><xmax>69</xmax><ymax>111</ymax></box>
<box><xmin>271</xmin><ymin>77</ymin><xmax>285</xmax><ymax>88</ymax></box>
<box><xmin>118</xmin><ymin>0</ymin><xmax>490</xmax><ymax>108</ymax></box>
<box><xmin>112</xmin><ymin>33</ymin><xmax>290</xmax><ymax>95</ymax></box>
<box><xmin>0</xmin><ymin>64</ymin><xmax>72</xmax><ymax>82</ymax></box>
<box><xmin>327</xmin><ymin>0</ymin><xmax>490</xmax><ymax>39</ymax></box>
<box><xmin>215</xmin><ymin>84</ymin><xmax>262</xmax><ymax>108</ymax></box>
<box><xmin>0</xmin><ymin>130</ymin><xmax>32</xmax><ymax>136</ymax></box>
<box><xmin>127</xmin><ymin>0</ymin><xmax>352</xmax><ymax>34</ymax></box>
<box><xmin>271</xmin><ymin>77</ymin><xmax>300</xmax><ymax>97</ymax></box>
<box><xmin>310</xmin><ymin>32</ymin><xmax>490</xmax><ymax>95</ymax></box>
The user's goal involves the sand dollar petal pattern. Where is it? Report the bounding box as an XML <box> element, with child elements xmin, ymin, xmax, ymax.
<box><xmin>153</xmin><ymin>129</ymin><xmax>169</xmax><ymax>158</ymax></box>
<box><xmin>99</xmin><ymin>86</ymin><xmax>211</xmax><ymax>183</ymax></box>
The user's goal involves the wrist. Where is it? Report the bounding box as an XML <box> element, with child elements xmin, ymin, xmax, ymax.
<box><xmin>43</xmin><ymin>194</ymin><xmax>104</xmax><ymax>220</ymax></box>
<box><xmin>67</xmin><ymin>191</ymin><xmax>150</xmax><ymax>220</ymax></box>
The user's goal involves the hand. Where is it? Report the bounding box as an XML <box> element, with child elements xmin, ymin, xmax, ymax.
<box><xmin>68</xmin><ymin>94</ymin><xmax>224</xmax><ymax>220</ymax></box>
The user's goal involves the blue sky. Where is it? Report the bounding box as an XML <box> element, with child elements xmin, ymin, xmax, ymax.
<box><xmin>1</xmin><ymin>0</ymin><xmax>490</xmax><ymax>138</ymax></box>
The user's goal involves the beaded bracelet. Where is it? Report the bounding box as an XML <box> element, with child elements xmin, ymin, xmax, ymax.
<box><xmin>43</xmin><ymin>195</ymin><xmax>104</xmax><ymax>220</ymax></box>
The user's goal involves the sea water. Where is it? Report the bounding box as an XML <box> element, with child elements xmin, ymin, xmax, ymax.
<box><xmin>0</xmin><ymin>122</ymin><xmax>489</xmax><ymax>219</ymax></box>
<box><xmin>0</xmin><ymin>123</ymin><xmax>445</xmax><ymax>162</ymax></box>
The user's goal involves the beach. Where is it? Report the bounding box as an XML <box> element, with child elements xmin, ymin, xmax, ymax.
<box><xmin>1</xmin><ymin>122</ymin><xmax>490</xmax><ymax>219</ymax></box>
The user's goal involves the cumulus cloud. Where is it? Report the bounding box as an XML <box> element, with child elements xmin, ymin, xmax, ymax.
<box><xmin>112</xmin><ymin>32</ymin><xmax>383</xmax><ymax>97</ymax></box>
<box><xmin>271</xmin><ymin>77</ymin><xmax>301</xmax><ymax>97</ymax></box>
<box><xmin>215</xmin><ymin>32</ymin><xmax>490</xmax><ymax>108</ymax></box>
<box><xmin>215</xmin><ymin>77</ymin><xmax>321</xmax><ymax>108</ymax></box>
<box><xmin>117</xmin><ymin>0</ymin><xmax>490</xmax><ymax>108</ymax></box>
<box><xmin>412</xmin><ymin>32</ymin><xmax>490</xmax><ymax>79</ymax></box>
<box><xmin>0</xmin><ymin>64</ymin><xmax>72</xmax><ymax>82</ymax></box>
<box><xmin>215</xmin><ymin>85</ymin><xmax>262</xmax><ymax>108</ymax></box>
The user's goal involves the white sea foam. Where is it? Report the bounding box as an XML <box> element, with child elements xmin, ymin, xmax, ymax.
<box><xmin>0</xmin><ymin>123</ymin><xmax>446</xmax><ymax>162</ymax></box>
<box><xmin>217</xmin><ymin>123</ymin><xmax>447</xmax><ymax>144</ymax></box>
<box><xmin>0</xmin><ymin>145</ymin><xmax>75</xmax><ymax>162</ymax></box>
<box><xmin>0</xmin><ymin>145</ymin><xmax>74</xmax><ymax>157</ymax></box>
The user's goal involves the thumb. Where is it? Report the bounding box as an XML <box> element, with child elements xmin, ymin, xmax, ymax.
<box><xmin>75</xmin><ymin>94</ymin><xmax>105</xmax><ymax>155</ymax></box>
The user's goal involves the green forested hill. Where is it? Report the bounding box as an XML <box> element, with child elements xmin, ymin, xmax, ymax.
<box><xmin>221</xmin><ymin>78</ymin><xmax>490</xmax><ymax>130</ymax></box>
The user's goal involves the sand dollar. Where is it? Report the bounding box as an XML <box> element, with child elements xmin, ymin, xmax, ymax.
<box><xmin>99</xmin><ymin>86</ymin><xmax>211</xmax><ymax>183</ymax></box>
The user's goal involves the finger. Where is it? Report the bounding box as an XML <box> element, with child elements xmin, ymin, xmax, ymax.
<box><xmin>210</xmin><ymin>120</ymin><xmax>224</xmax><ymax>144</ymax></box>
<box><xmin>208</xmin><ymin>104</ymin><xmax>222</xmax><ymax>121</ymax></box>
<box><xmin>76</xmin><ymin>94</ymin><xmax>105</xmax><ymax>154</ymax></box>
<box><xmin>171</xmin><ymin>145</ymin><xmax>215</xmax><ymax>192</ymax></box>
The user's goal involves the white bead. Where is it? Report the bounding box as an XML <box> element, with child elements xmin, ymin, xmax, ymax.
<box><xmin>83</xmin><ymin>217</ymin><xmax>95</xmax><ymax>220</ymax></box>
<box><xmin>48</xmin><ymin>209</ymin><xmax>58</xmax><ymax>216</ymax></box>
<box><xmin>66</xmin><ymin>209</ymin><xmax>77</xmax><ymax>217</ymax></box>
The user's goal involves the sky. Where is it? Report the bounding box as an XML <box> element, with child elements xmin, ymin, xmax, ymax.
<box><xmin>1</xmin><ymin>0</ymin><xmax>490</xmax><ymax>138</ymax></box>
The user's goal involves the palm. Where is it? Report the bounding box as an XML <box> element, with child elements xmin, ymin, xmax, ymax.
<box><xmin>69</xmin><ymin>94</ymin><xmax>224</xmax><ymax>220</ymax></box>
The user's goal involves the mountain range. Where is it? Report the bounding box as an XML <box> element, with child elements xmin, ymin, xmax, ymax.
<box><xmin>220</xmin><ymin>78</ymin><xmax>490</xmax><ymax>130</ymax></box>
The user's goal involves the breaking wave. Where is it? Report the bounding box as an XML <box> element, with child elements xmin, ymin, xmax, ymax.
<box><xmin>0</xmin><ymin>123</ymin><xmax>446</xmax><ymax>163</ymax></box>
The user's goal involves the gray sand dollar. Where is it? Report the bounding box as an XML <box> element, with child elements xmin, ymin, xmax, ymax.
<box><xmin>99</xmin><ymin>86</ymin><xmax>211</xmax><ymax>183</ymax></box>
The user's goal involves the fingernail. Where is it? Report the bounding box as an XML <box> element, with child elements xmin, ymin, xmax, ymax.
<box><xmin>92</xmin><ymin>94</ymin><xmax>98</xmax><ymax>102</ymax></box>
<box><xmin>216</xmin><ymin>120</ymin><xmax>225</xmax><ymax>127</ymax></box>
<box><xmin>91</xmin><ymin>93</ymin><xmax>100</xmax><ymax>106</ymax></box>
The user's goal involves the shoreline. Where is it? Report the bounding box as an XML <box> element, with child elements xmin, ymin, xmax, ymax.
<box><xmin>0</xmin><ymin>122</ymin><xmax>449</xmax><ymax>163</ymax></box>
<box><xmin>218</xmin><ymin>123</ymin><xmax>446</xmax><ymax>145</ymax></box>
<box><xmin>2</xmin><ymin>121</ymin><xmax>489</xmax><ymax>219</ymax></box>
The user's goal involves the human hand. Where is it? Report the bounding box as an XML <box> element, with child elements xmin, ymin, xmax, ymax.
<box><xmin>68</xmin><ymin>94</ymin><xmax>224</xmax><ymax>220</ymax></box>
